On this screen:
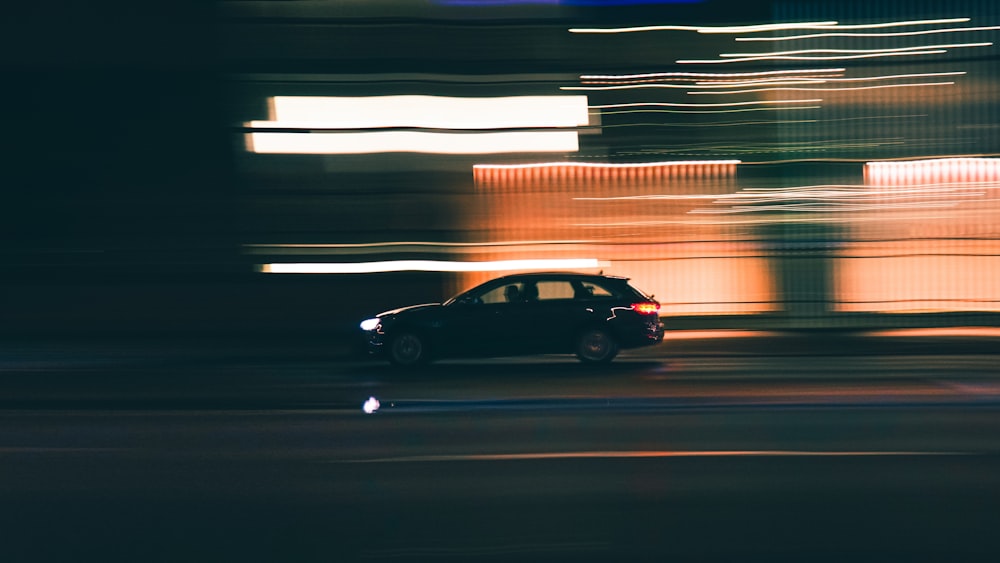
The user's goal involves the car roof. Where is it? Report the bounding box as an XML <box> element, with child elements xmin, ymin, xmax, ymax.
<box><xmin>491</xmin><ymin>271</ymin><xmax>629</xmax><ymax>282</ymax></box>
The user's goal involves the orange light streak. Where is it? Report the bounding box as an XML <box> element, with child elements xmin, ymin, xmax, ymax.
<box><xmin>472</xmin><ymin>161</ymin><xmax>740</xmax><ymax>185</ymax></box>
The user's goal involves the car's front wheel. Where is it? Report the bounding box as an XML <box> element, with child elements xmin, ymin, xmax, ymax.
<box><xmin>388</xmin><ymin>331</ymin><xmax>430</xmax><ymax>366</ymax></box>
<box><xmin>575</xmin><ymin>327</ymin><xmax>619</xmax><ymax>364</ymax></box>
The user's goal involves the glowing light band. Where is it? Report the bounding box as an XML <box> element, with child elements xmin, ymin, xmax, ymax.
<box><xmin>247</xmin><ymin>131</ymin><xmax>580</xmax><ymax>154</ymax></box>
<box><xmin>472</xmin><ymin>161</ymin><xmax>740</xmax><ymax>185</ymax></box>
<box><xmin>266</xmin><ymin>95</ymin><xmax>590</xmax><ymax>129</ymax></box>
<box><xmin>260</xmin><ymin>259</ymin><xmax>602</xmax><ymax>274</ymax></box>
<box><xmin>865</xmin><ymin>157</ymin><xmax>1000</xmax><ymax>185</ymax></box>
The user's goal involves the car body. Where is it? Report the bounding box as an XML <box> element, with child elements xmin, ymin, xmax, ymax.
<box><xmin>359</xmin><ymin>272</ymin><xmax>664</xmax><ymax>365</ymax></box>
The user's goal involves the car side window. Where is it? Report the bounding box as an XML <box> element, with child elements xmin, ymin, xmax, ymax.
<box><xmin>534</xmin><ymin>280</ymin><xmax>576</xmax><ymax>301</ymax></box>
<box><xmin>577</xmin><ymin>281</ymin><xmax>615</xmax><ymax>299</ymax></box>
<box><xmin>479</xmin><ymin>282</ymin><xmax>526</xmax><ymax>304</ymax></box>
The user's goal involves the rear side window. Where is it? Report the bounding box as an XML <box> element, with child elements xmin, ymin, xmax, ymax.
<box><xmin>534</xmin><ymin>280</ymin><xmax>576</xmax><ymax>301</ymax></box>
<box><xmin>578</xmin><ymin>281</ymin><xmax>616</xmax><ymax>299</ymax></box>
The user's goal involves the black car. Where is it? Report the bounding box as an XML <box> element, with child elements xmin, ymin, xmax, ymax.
<box><xmin>359</xmin><ymin>272</ymin><xmax>664</xmax><ymax>365</ymax></box>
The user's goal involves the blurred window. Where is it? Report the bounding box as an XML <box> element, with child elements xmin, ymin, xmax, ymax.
<box><xmin>535</xmin><ymin>280</ymin><xmax>576</xmax><ymax>301</ymax></box>
<box><xmin>479</xmin><ymin>282</ymin><xmax>526</xmax><ymax>304</ymax></box>
<box><xmin>577</xmin><ymin>281</ymin><xmax>615</xmax><ymax>299</ymax></box>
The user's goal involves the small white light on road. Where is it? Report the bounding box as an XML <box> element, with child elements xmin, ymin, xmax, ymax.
<box><xmin>363</xmin><ymin>396</ymin><xmax>381</xmax><ymax>414</ymax></box>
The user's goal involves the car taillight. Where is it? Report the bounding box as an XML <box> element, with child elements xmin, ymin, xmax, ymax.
<box><xmin>631</xmin><ymin>302</ymin><xmax>660</xmax><ymax>315</ymax></box>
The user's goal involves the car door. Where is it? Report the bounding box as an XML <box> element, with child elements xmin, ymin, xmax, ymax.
<box><xmin>436</xmin><ymin>281</ymin><xmax>531</xmax><ymax>357</ymax></box>
<box><xmin>518</xmin><ymin>279</ymin><xmax>595</xmax><ymax>352</ymax></box>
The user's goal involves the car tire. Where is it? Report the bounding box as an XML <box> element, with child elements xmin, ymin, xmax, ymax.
<box><xmin>388</xmin><ymin>331</ymin><xmax>430</xmax><ymax>366</ymax></box>
<box><xmin>575</xmin><ymin>327</ymin><xmax>619</xmax><ymax>364</ymax></box>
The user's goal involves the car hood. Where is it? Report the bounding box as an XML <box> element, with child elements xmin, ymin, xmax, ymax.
<box><xmin>378</xmin><ymin>303</ymin><xmax>442</xmax><ymax>317</ymax></box>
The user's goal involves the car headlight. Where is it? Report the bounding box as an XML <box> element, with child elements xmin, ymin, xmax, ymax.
<box><xmin>360</xmin><ymin>318</ymin><xmax>380</xmax><ymax>331</ymax></box>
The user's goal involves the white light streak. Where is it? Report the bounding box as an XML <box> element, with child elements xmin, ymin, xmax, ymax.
<box><xmin>783</xmin><ymin>17</ymin><xmax>970</xmax><ymax>31</ymax></box>
<box><xmin>736</xmin><ymin>25</ymin><xmax>1000</xmax><ymax>41</ymax></box>
<box><xmin>756</xmin><ymin>71</ymin><xmax>965</xmax><ymax>83</ymax></box>
<box><xmin>247</xmin><ymin>131</ymin><xmax>580</xmax><ymax>154</ymax></box>
<box><xmin>688</xmin><ymin>82</ymin><xmax>955</xmax><ymax>95</ymax></box>
<box><xmin>678</xmin><ymin>50</ymin><xmax>947</xmax><ymax>64</ymax></box>
<box><xmin>260</xmin><ymin>258</ymin><xmax>603</xmax><ymax>274</ymax></box>
<box><xmin>570</xmin><ymin>18</ymin><xmax>971</xmax><ymax>36</ymax></box>
<box><xmin>599</xmin><ymin>106</ymin><xmax>821</xmax><ymax>115</ymax></box>
<box><xmin>701</xmin><ymin>17</ymin><xmax>971</xmax><ymax>33</ymax></box>
<box><xmin>720</xmin><ymin>42</ymin><xmax>992</xmax><ymax>58</ymax></box>
<box><xmin>692</xmin><ymin>78</ymin><xmax>828</xmax><ymax>86</ymax></box>
<box><xmin>266</xmin><ymin>95</ymin><xmax>590</xmax><ymax>129</ymax></box>
<box><xmin>580</xmin><ymin>69</ymin><xmax>846</xmax><ymax>80</ymax></box>
<box><xmin>564</xmin><ymin>84</ymin><xmax>701</xmax><ymax>91</ymax></box>
<box><xmin>569</xmin><ymin>21</ymin><xmax>839</xmax><ymax>34</ymax></box>
<box><xmin>590</xmin><ymin>99</ymin><xmax>822</xmax><ymax>109</ymax></box>
<box><xmin>564</xmin><ymin>80</ymin><xmax>829</xmax><ymax>90</ymax></box>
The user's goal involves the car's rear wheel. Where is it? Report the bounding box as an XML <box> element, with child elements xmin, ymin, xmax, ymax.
<box><xmin>388</xmin><ymin>331</ymin><xmax>430</xmax><ymax>366</ymax></box>
<box><xmin>575</xmin><ymin>327</ymin><xmax>618</xmax><ymax>364</ymax></box>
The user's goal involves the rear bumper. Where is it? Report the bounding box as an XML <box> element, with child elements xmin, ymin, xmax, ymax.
<box><xmin>618</xmin><ymin>318</ymin><xmax>665</xmax><ymax>349</ymax></box>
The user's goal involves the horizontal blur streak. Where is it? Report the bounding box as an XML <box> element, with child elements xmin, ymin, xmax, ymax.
<box><xmin>869</xmin><ymin>327</ymin><xmax>1000</xmax><ymax>338</ymax></box>
<box><xmin>247</xmin><ymin>95</ymin><xmax>589</xmax><ymax>154</ymax></box>
<box><xmin>440</xmin><ymin>0</ymin><xmax>704</xmax><ymax>4</ymax></box>
<box><xmin>678</xmin><ymin>50</ymin><xmax>949</xmax><ymax>64</ymax></box>
<box><xmin>265</xmin><ymin>95</ymin><xmax>590</xmax><ymax>129</ymax></box>
<box><xmin>736</xmin><ymin>25</ymin><xmax>1000</xmax><ymax>42</ymax></box>
<box><xmin>246</xmin><ymin>130</ymin><xmax>581</xmax><ymax>154</ymax></box>
<box><xmin>660</xmin><ymin>329</ymin><xmax>779</xmax><ymax>340</ymax></box>
<box><xmin>598</xmin><ymin>106</ymin><xmax>821</xmax><ymax>114</ymax></box>
<box><xmin>259</xmin><ymin>258</ymin><xmax>602</xmax><ymax>274</ymax></box>
<box><xmin>865</xmin><ymin>157</ymin><xmax>1000</xmax><ymax>185</ymax></box>
<box><xmin>342</xmin><ymin>451</ymin><xmax>965</xmax><ymax>463</ymax></box>
<box><xmin>473</xmin><ymin>160</ymin><xmax>739</xmax><ymax>185</ymax></box>
<box><xmin>590</xmin><ymin>100</ymin><xmax>822</xmax><ymax>108</ymax></box>
<box><xmin>564</xmin><ymin>82</ymin><xmax>825</xmax><ymax>90</ymax></box>
<box><xmin>836</xmin><ymin>157</ymin><xmax>1000</xmax><ymax>313</ymax></box>
<box><xmin>244</xmin><ymin>241</ymin><xmax>593</xmax><ymax>256</ymax></box>
<box><xmin>687</xmin><ymin>82</ymin><xmax>954</xmax><ymax>95</ymax></box>
<box><xmin>719</xmin><ymin>43</ymin><xmax>992</xmax><ymax>58</ymax></box>
<box><xmin>569</xmin><ymin>21</ymin><xmax>839</xmax><ymax>34</ymax></box>
<box><xmin>580</xmin><ymin>69</ymin><xmax>847</xmax><ymax>80</ymax></box>
<box><xmin>569</xmin><ymin>18</ymin><xmax>970</xmax><ymax>35</ymax></box>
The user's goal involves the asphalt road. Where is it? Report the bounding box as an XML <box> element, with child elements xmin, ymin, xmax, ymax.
<box><xmin>2</xmin><ymin>332</ymin><xmax>1000</xmax><ymax>562</ymax></box>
